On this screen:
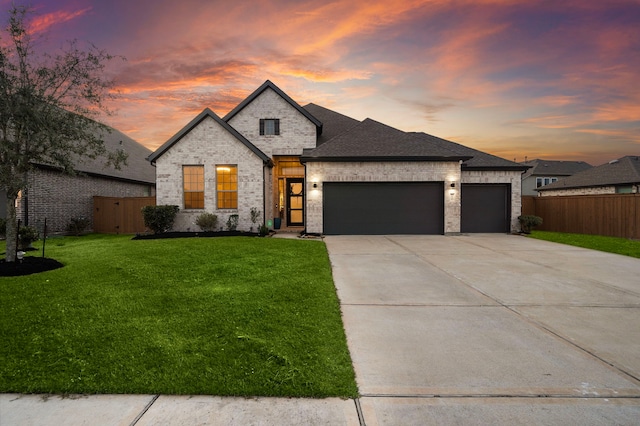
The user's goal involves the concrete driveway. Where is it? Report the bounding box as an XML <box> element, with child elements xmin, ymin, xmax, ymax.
<box><xmin>325</xmin><ymin>234</ymin><xmax>640</xmax><ymax>425</ymax></box>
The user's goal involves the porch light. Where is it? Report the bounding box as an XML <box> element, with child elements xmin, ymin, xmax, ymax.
<box><xmin>450</xmin><ymin>182</ymin><xmax>456</xmax><ymax>188</ymax></box>
<box><xmin>313</xmin><ymin>182</ymin><xmax>318</xmax><ymax>188</ymax></box>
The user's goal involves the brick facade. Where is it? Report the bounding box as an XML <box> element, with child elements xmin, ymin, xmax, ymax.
<box><xmin>462</xmin><ymin>170</ymin><xmax>523</xmax><ymax>232</ymax></box>
<box><xmin>154</xmin><ymin>116</ymin><xmax>267</xmax><ymax>232</ymax></box>
<box><xmin>305</xmin><ymin>161</ymin><xmax>462</xmax><ymax>233</ymax></box>
<box><xmin>16</xmin><ymin>167</ymin><xmax>154</xmax><ymax>233</ymax></box>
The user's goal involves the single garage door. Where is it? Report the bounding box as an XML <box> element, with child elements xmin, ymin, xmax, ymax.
<box><xmin>461</xmin><ymin>184</ymin><xmax>511</xmax><ymax>233</ymax></box>
<box><xmin>323</xmin><ymin>182</ymin><xmax>444</xmax><ymax>235</ymax></box>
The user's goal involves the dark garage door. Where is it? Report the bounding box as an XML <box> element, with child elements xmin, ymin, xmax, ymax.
<box><xmin>461</xmin><ymin>184</ymin><xmax>511</xmax><ymax>233</ymax></box>
<box><xmin>323</xmin><ymin>182</ymin><xmax>444</xmax><ymax>235</ymax></box>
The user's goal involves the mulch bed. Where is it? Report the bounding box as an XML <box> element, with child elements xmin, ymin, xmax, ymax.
<box><xmin>132</xmin><ymin>231</ymin><xmax>261</xmax><ymax>240</ymax></box>
<box><xmin>0</xmin><ymin>256</ymin><xmax>64</xmax><ymax>277</ymax></box>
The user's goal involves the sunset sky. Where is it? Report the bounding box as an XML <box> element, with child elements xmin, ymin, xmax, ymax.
<box><xmin>3</xmin><ymin>0</ymin><xmax>639</xmax><ymax>166</ymax></box>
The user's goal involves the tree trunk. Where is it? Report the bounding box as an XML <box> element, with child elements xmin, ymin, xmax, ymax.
<box><xmin>5</xmin><ymin>195</ymin><xmax>18</xmax><ymax>262</ymax></box>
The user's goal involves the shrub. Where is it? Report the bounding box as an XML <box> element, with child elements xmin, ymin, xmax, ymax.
<box><xmin>19</xmin><ymin>225</ymin><xmax>39</xmax><ymax>248</ymax></box>
<box><xmin>0</xmin><ymin>217</ymin><xmax>6</xmax><ymax>238</ymax></box>
<box><xmin>259</xmin><ymin>224</ymin><xmax>269</xmax><ymax>237</ymax></box>
<box><xmin>250</xmin><ymin>207</ymin><xmax>260</xmax><ymax>225</ymax></box>
<box><xmin>142</xmin><ymin>205</ymin><xmax>179</xmax><ymax>234</ymax></box>
<box><xmin>195</xmin><ymin>212</ymin><xmax>218</xmax><ymax>232</ymax></box>
<box><xmin>66</xmin><ymin>217</ymin><xmax>91</xmax><ymax>236</ymax></box>
<box><xmin>226</xmin><ymin>214</ymin><xmax>239</xmax><ymax>231</ymax></box>
<box><xmin>518</xmin><ymin>215</ymin><xmax>543</xmax><ymax>234</ymax></box>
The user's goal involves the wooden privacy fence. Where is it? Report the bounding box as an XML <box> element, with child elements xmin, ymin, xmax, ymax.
<box><xmin>522</xmin><ymin>194</ymin><xmax>640</xmax><ymax>239</ymax></box>
<box><xmin>93</xmin><ymin>196</ymin><xmax>156</xmax><ymax>234</ymax></box>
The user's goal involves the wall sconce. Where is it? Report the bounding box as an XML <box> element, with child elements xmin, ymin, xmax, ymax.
<box><xmin>450</xmin><ymin>182</ymin><xmax>456</xmax><ymax>188</ymax></box>
<box><xmin>313</xmin><ymin>182</ymin><xmax>318</xmax><ymax>188</ymax></box>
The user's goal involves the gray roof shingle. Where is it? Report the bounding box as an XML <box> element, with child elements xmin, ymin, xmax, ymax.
<box><xmin>303</xmin><ymin>103</ymin><xmax>360</xmax><ymax>145</ymax></box>
<box><xmin>301</xmin><ymin>118</ymin><xmax>471</xmax><ymax>162</ymax></box>
<box><xmin>538</xmin><ymin>156</ymin><xmax>640</xmax><ymax>191</ymax></box>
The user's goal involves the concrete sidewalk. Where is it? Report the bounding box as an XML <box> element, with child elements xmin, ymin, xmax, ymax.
<box><xmin>2</xmin><ymin>234</ymin><xmax>640</xmax><ymax>425</ymax></box>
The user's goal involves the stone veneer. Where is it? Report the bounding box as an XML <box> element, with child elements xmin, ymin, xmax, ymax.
<box><xmin>226</xmin><ymin>87</ymin><xmax>316</xmax><ymax>157</ymax></box>
<box><xmin>155</xmin><ymin>116</ymin><xmax>267</xmax><ymax>232</ymax></box>
<box><xmin>305</xmin><ymin>161</ymin><xmax>462</xmax><ymax>234</ymax></box>
<box><xmin>461</xmin><ymin>169</ymin><xmax>523</xmax><ymax>232</ymax></box>
<box><xmin>539</xmin><ymin>186</ymin><xmax>616</xmax><ymax>197</ymax></box>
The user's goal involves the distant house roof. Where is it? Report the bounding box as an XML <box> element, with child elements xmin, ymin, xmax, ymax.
<box><xmin>538</xmin><ymin>156</ymin><xmax>640</xmax><ymax>191</ymax></box>
<box><xmin>301</xmin><ymin>118</ymin><xmax>471</xmax><ymax>162</ymax></box>
<box><xmin>411</xmin><ymin>132</ymin><xmax>528</xmax><ymax>171</ymax></box>
<box><xmin>35</xmin><ymin>125</ymin><xmax>156</xmax><ymax>185</ymax></box>
<box><xmin>521</xmin><ymin>159</ymin><xmax>592</xmax><ymax>179</ymax></box>
<box><xmin>223</xmin><ymin>80</ymin><xmax>323</xmax><ymax>131</ymax></box>
<box><xmin>147</xmin><ymin>108</ymin><xmax>270</xmax><ymax>164</ymax></box>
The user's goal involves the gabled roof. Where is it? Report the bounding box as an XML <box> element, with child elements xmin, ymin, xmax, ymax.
<box><xmin>147</xmin><ymin>108</ymin><xmax>270</xmax><ymax>164</ymax></box>
<box><xmin>301</xmin><ymin>118</ymin><xmax>471</xmax><ymax>162</ymax></box>
<box><xmin>411</xmin><ymin>132</ymin><xmax>529</xmax><ymax>171</ymax></box>
<box><xmin>303</xmin><ymin>103</ymin><xmax>360</xmax><ymax>145</ymax></box>
<box><xmin>223</xmin><ymin>80</ymin><xmax>323</xmax><ymax>130</ymax></box>
<box><xmin>538</xmin><ymin>156</ymin><xmax>640</xmax><ymax>191</ymax></box>
<box><xmin>521</xmin><ymin>159</ymin><xmax>592</xmax><ymax>178</ymax></box>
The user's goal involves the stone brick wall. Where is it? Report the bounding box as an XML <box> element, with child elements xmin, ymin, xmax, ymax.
<box><xmin>155</xmin><ymin>116</ymin><xmax>266</xmax><ymax>232</ymax></box>
<box><xmin>16</xmin><ymin>167</ymin><xmax>154</xmax><ymax>233</ymax></box>
<box><xmin>227</xmin><ymin>87</ymin><xmax>316</xmax><ymax>157</ymax></box>
<box><xmin>462</xmin><ymin>170</ymin><xmax>523</xmax><ymax>232</ymax></box>
<box><xmin>305</xmin><ymin>161</ymin><xmax>461</xmax><ymax>234</ymax></box>
<box><xmin>539</xmin><ymin>186</ymin><xmax>616</xmax><ymax>197</ymax></box>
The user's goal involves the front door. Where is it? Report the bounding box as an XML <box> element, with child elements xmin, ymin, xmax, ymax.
<box><xmin>286</xmin><ymin>178</ymin><xmax>304</xmax><ymax>226</ymax></box>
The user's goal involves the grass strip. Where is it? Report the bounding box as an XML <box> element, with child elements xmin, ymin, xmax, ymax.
<box><xmin>528</xmin><ymin>231</ymin><xmax>640</xmax><ymax>258</ymax></box>
<box><xmin>0</xmin><ymin>234</ymin><xmax>358</xmax><ymax>397</ymax></box>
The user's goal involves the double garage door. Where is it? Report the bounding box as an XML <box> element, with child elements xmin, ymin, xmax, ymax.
<box><xmin>322</xmin><ymin>182</ymin><xmax>510</xmax><ymax>235</ymax></box>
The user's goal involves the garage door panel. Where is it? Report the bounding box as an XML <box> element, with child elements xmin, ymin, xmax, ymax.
<box><xmin>323</xmin><ymin>182</ymin><xmax>443</xmax><ymax>235</ymax></box>
<box><xmin>461</xmin><ymin>184</ymin><xmax>510</xmax><ymax>233</ymax></box>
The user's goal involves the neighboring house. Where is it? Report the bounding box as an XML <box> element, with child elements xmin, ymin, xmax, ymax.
<box><xmin>520</xmin><ymin>159</ymin><xmax>592</xmax><ymax>196</ymax></box>
<box><xmin>148</xmin><ymin>80</ymin><xmax>528</xmax><ymax>235</ymax></box>
<box><xmin>537</xmin><ymin>156</ymin><xmax>640</xmax><ymax>196</ymax></box>
<box><xmin>5</xmin><ymin>126</ymin><xmax>156</xmax><ymax>233</ymax></box>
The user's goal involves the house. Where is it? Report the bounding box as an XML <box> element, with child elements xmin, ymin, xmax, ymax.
<box><xmin>6</xmin><ymin>126</ymin><xmax>156</xmax><ymax>233</ymax></box>
<box><xmin>537</xmin><ymin>156</ymin><xmax>640</xmax><ymax>196</ymax></box>
<box><xmin>520</xmin><ymin>159</ymin><xmax>592</xmax><ymax>196</ymax></box>
<box><xmin>148</xmin><ymin>80</ymin><xmax>528</xmax><ymax>235</ymax></box>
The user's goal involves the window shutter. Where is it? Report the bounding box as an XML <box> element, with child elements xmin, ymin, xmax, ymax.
<box><xmin>259</xmin><ymin>119</ymin><xmax>265</xmax><ymax>135</ymax></box>
<box><xmin>274</xmin><ymin>119</ymin><xmax>280</xmax><ymax>135</ymax></box>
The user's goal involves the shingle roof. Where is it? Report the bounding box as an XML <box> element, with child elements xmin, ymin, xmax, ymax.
<box><xmin>302</xmin><ymin>103</ymin><xmax>360</xmax><ymax>145</ymax></box>
<box><xmin>411</xmin><ymin>132</ymin><xmax>528</xmax><ymax>170</ymax></box>
<box><xmin>538</xmin><ymin>156</ymin><xmax>640</xmax><ymax>191</ymax></box>
<box><xmin>147</xmin><ymin>108</ymin><xmax>270</xmax><ymax>164</ymax></box>
<box><xmin>72</xmin><ymin>126</ymin><xmax>155</xmax><ymax>184</ymax></box>
<box><xmin>521</xmin><ymin>159</ymin><xmax>592</xmax><ymax>178</ymax></box>
<box><xmin>301</xmin><ymin>118</ymin><xmax>471</xmax><ymax>162</ymax></box>
<box><xmin>223</xmin><ymin>80</ymin><xmax>322</xmax><ymax>130</ymax></box>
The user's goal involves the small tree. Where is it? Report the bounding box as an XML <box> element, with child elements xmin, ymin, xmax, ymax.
<box><xmin>0</xmin><ymin>6</ymin><xmax>126</xmax><ymax>262</ymax></box>
<box><xmin>142</xmin><ymin>205</ymin><xmax>179</xmax><ymax>234</ymax></box>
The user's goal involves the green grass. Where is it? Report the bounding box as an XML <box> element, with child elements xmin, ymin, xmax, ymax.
<box><xmin>0</xmin><ymin>234</ymin><xmax>357</xmax><ymax>397</ymax></box>
<box><xmin>528</xmin><ymin>231</ymin><xmax>640</xmax><ymax>258</ymax></box>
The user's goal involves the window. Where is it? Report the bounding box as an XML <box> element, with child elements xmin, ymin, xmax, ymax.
<box><xmin>536</xmin><ymin>177</ymin><xmax>558</xmax><ymax>188</ymax></box>
<box><xmin>259</xmin><ymin>119</ymin><xmax>280</xmax><ymax>135</ymax></box>
<box><xmin>183</xmin><ymin>165</ymin><xmax>204</xmax><ymax>209</ymax></box>
<box><xmin>217</xmin><ymin>165</ymin><xmax>238</xmax><ymax>209</ymax></box>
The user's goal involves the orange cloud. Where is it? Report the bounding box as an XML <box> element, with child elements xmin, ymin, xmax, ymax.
<box><xmin>28</xmin><ymin>7</ymin><xmax>92</xmax><ymax>34</ymax></box>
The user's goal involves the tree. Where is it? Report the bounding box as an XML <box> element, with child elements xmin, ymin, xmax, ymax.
<box><xmin>0</xmin><ymin>5</ymin><xmax>126</xmax><ymax>262</ymax></box>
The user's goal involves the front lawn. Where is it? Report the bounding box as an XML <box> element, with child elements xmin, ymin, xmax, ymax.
<box><xmin>0</xmin><ymin>234</ymin><xmax>357</xmax><ymax>397</ymax></box>
<box><xmin>528</xmin><ymin>231</ymin><xmax>640</xmax><ymax>258</ymax></box>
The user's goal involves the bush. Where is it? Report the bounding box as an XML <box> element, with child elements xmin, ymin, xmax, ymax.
<box><xmin>142</xmin><ymin>205</ymin><xmax>179</xmax><ymax>234</ymax></box>
<box><xmin>0</xmin><ymin>218</ymin><xmax>6</xmax><ymax>238</ymax></box>
<box><xmin>250</xmin><ymin>207</ymin><xmax>260</xmax><ymax>225</ymax></box>
<box><xmin>226</xmin><ymin>214</ymin><xmax>239</xmax><ymax>231</ymax></box>
<box><xmin>195</xmin><ymin>212</ymin><xmax>218</xmax><ymax>232</ymax></box>
<box><xmin>19</xmin><ymin>225</ymin><xmax>39</xmax><ymax>248</ymax></box>
<box><xmin>66</xmin><ymin>217</ymin><xmax>91</xmax><ymax>236</ymax></box>
<box><xmin>518</xmin><ymin>215</ymin><xmax>543</xmax><ymax>234</ymax></box>
<box><xmin>259</xmin><ymin>224</ymin><xmax>269</xmax><ymax>237</ymax></box>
